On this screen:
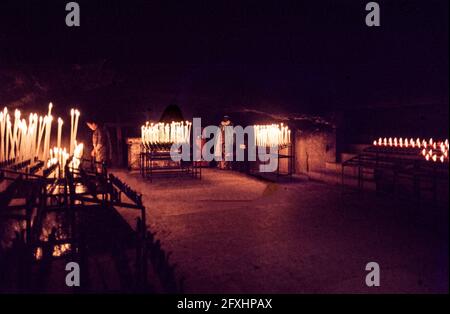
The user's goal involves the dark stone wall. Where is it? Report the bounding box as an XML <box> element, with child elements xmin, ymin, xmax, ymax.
<box><xmin>294</xmin><ymin>129</ymin><xmax>336</xmax><ymax>174</ymax></box>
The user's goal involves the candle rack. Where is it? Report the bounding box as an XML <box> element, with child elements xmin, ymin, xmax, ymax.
<box><xmin>1</xmin><ymin>151</ymin><xmax>183</xmax><ymax>293</ymax></box>
<box><xmin>247</xmin><ymin>142</ymin><xmax>294</xmax><ymax>181</ymax></box>
<box><xmin>342</xmin><ymin>143</ymin><xmax>449</xmax><ymax>207</ymax></box>
<box><xmin>139</xmin><ymin>143</ymin><xmax>202</xmax><ymax>181</ymax></box>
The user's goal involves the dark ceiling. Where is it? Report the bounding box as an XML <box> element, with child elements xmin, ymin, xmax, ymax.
<box><xmin>0</xmin><ymin>0</ymin><xmax>448</xmax><ymax>131</ymax></box>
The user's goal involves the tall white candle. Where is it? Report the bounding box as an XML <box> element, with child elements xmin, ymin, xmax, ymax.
<box><xmin>43</xmin><ymin>115</ymin><xmax>52</xmax><ymax>161</ymax></box>
<box><xmin>32</xmin><ymin>114</ymin><xmax>38</xmax><ymax>159</ymax></box>
<box><xmin>36</xmin><ymin>116</ymin><xmax>45</xmax><ymax>159</ymax></box>
<box><xmin>70</xmin><ymin>109</ymin><xmax>74</xmax><ymax>155</ymax></box>
<box><xmin>57</xmin><ymin>118</ymin><xmax>63</xmax><ymax>149</ymax></box>
<box><xmin>10</xmin><ymin>110</ymin><xmax>20</xmax><ymax>159</ymax></box>
<box><xmin>0</xmin><ymin>113</ymin><xmax>4</xmax><ymax>162</ymax></box>
<box><xmin>6</xmin><ymin>118</ymin><xmax>11</xmax><ymax>161</ymax></box>
<box><xmin>72</xmin><ymin>110</ymin><xmax>80</xmax><ymax>154</ymax></box>
<box><xmin>48</xmin><ymin>102</ymin><xmax>53</xmax><ymax>116</ymax></box>
<box><xmin>19</xmin><ymin>121</ymin><xmax>26</xmax><ymax>160</ymax></box>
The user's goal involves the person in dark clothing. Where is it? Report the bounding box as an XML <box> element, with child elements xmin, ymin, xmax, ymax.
<box><xmin>86</xmin><ymin>120</ymin><xmax>111</xmax><ymax>170</ymax></box>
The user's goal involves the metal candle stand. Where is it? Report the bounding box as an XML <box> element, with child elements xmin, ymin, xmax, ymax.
<box><xmin>139</xmin><ymin>143</ymin><xmax>201</xmax><ymax>181</ymax></box>
<box><xmin>0</xmin><ymin>157</ymin><xmax>182</xmax><ymax>293</ymax></box>
<box><xmin>248</xmin><ymin>142</ymin><xmax>294</xmax><ymax>181</ymax></box>
<box><xmin>342</xmin><ymin>145</ymin><xmax>449</xmax><ymax>206</ymax></box>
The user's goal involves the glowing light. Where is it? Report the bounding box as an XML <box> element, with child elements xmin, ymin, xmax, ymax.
<box><xmin>0</xmin><ymin>105</ymin><xmax>83</xmax><ymax>174</ymax></box>
<box><xmin>253</xmin><ymin>124</ymin><xmax>291</xmax><ymax>147</ymax></box>
<box><xmin>141</xmin><ymin>121</ymin><xmax>192</xmax><ymax>146</ymax></box>
<box><xmin>372</xmin><ymin>136</ymin><xmax>449</xmax><ymax>163</ymax></box>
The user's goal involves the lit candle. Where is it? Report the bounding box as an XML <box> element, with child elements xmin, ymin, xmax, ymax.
<box><xmin>0</xmin><ymin>111</ymin><xmax>5</xmax><ymax>161</ymax></box>
<box><xmin>43</xmin><ymin>115</ymin><xmax>53</xmax><ymax>161</ymax></box>
<box><xmin>70</xmin><ymin>109</ymin><xmax>74</xmax><ymax>155</ymax></box>
<box><xmin>31</xmin><ymin>114</ymin><xmax>38</xmax><ymax>159</ymax></box>
<box><xmin>36</xmin><ymin>116</ymin><xmax>45</xmax><ymax>159</ymax></box>
<box><xmin>72</xmin><ymin>110</ymin><xmax>80</xmax><ymax>154</ymax></box>
<box><xmin>48</xmin><ymin>102</ymin><xmax>53</xmax><ymax>116</ymax></box>
<box><xmin>10</xmin><ymin>110</ymin><xmax>20</xmax><ymax>159</ymax></box>
<box><xmin>57</xmin><ymin>118</ymin><xmax>63</xmax><ymax>149</ymax></box>
<box><xmin>6</xmin><ymin>116</ymin><xmax>11</xmax><ymax>160</ymax></box>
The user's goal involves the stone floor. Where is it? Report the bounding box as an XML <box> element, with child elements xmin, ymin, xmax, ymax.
<box><xmin>112</xmin><ymin>168</ymin><xmax>448</xmax><ymax>293</ymax></box>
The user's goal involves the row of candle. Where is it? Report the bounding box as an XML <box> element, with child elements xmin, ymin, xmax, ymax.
<box><xmin>373</xmin><ymin>137</ymin><xmax>449</xmax><ymax>149</ymax></box>
<box><xmin>421</xmin><ymin>144</ymin><xmax>449</xmax><ymax>163</ymax></box>
<box><xmin>47</xmin><ymin>146</ymin><xmax>70</xmax><ymax>173</ymax></box>
<box><xmin>254</xmin><ymin>124</ymin><xmax>291</xmax><ymax>148</ymax></box>
<box><xmin>69</xmin><ymin>109</ymin><xmax>80</xmax><ymax>155</ymax></box>
<box><xmin>372</xmin><ymin>137</ymin><xmax>449</xmax><ymax>163</ymax></box>
<box><xmin>141</xmin><ymin>121</ymin><xmax>192</xmax><ymax>145</ymax></box>
<box><xmin>0</xmin><ymin>104</ymin><xmax>52</xmax><ymax>162</ymax></box>
<box><xmin>47</xmin><ymin>142</ymin><xmax>84</xmax><ymax>175</ymax></box>
<box><xmin>70</xmin><ymin>142</ymin><xmax>85</xmax><ymax>170</ymax></box>
<box><xmin>421</xmin><ymin>149</ymin><xmax>447</xmax><ymax>163</ymax></box>
<box><xmin>0</xmin><ymin>104</ymin><xmax>82</xmax><ymax>169</ymax></box>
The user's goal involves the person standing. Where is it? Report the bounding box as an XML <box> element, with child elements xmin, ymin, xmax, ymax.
<box><xmin>86</xmin><ymin>120</ymin><xmax>111</xmax><ymax>171</ymax></box>
<box><xmin>214</xmin><ymin>115</ymin><xmax>234</xmax><ymax>170</ymax></box>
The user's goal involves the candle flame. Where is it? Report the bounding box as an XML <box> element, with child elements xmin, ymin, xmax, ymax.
<box><xmin>372</xmin><ymin>137</ymin><xmax>449</xmax><ymax>162</ymax></box>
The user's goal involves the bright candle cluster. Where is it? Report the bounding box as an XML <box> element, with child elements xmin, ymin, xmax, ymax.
<box><xmin>141</xmin><ymin>121</ymin><xmax>192</xmax><ymax>146</ymax></box>
<box><xmin>372</xmin><ymin>137</ymin><xmax>449</xmax><ymax>163</ymax></box>
<box><xmin>0</xmin><ymin>103</ymin><xmax>83</xmax><ymax>169</ymax></box>
<box><xmin>254</xmin><ymin>124</ymin><xmax>291</xmax><ymax>148</ymax></box>
<box><xmin>47</xmin><ymin>141</ymin><xmax>84</xmax><ymax>175</ymax></box>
